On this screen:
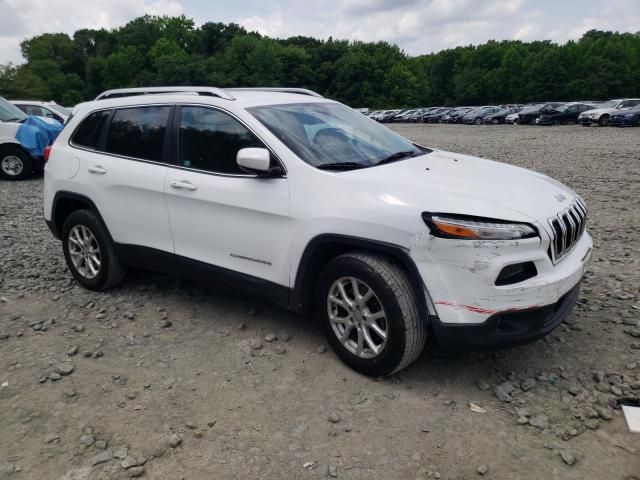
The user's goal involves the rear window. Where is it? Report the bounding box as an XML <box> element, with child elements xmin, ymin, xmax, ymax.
<box><xmin>105</xmin><ymin>106</ymin><xmax>171</xmax><ymax>162</ymax></box>
<box><xmin>71</xmin><ymin>110</ymin><xmax>111</xmax><ymax>149</ymax></box>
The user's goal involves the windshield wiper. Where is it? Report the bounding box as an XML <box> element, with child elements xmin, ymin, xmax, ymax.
<box><xmin>376</xmin><ymin>150</ymin><xmax>417</xmax><ymax>166</ymax></box>
<box><xmin>316</xmin><ymin>162</ymin><xmax>369</xmax><ymax>171</ymax></box>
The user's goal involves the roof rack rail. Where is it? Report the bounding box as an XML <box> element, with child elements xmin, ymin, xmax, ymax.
<box><xmin>95</xmin><ymin>86</ymin><xmax>235</xmax><ymax>101</ymax></box>
<box><xmin>226</xmin><ymin>88</ymin><xmax>323</xmax><ymax>98</ymax></box>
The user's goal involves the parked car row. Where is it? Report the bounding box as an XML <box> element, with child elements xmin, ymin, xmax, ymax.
<box><xmin>366</xmin><ymin>98</ymin><xmax>640</xmax><ymax>127</ymax></box>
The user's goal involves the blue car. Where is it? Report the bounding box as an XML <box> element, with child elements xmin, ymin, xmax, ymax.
<box><xmin>609</xmin><ymin>104</ymin><xmax>640</xmax><ymax>127</ymax></box>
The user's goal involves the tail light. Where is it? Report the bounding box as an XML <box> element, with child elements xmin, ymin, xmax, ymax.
<box><xmin>44</xmin><ymin>145</ymin><xmax>52</xmax><ymax>162</ymax></box>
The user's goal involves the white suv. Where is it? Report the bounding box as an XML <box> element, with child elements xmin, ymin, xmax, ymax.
<box><xmin>44</xmin><ymin>86</ymin><xmax>593</xmax><ymax>375</ymax></box>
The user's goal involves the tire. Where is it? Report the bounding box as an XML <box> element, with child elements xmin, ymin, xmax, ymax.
<box><xmin>598</xmin><ymin>115</ymin><xmax>609</xmax><ymax>127</ymax></box>
<box><xmin>581</xmin><ymin>123</ymin><xmax>590</xmax><ymax>127</ymax></box>
<box><xmin>0</xmin><ymin>147</ymin><xmax>32</xmax><ymax>181</ymax></box>
<box><xmin>474</xmin><ymin>117</ymin><xmax>482</xmax><ymax>125</ymax></box>
<box><xmin>316</xmin><ymin>252</ymin><xmax>427</xmax><ymax>376</ymax></box>
<box><xmin>634</xmin><ymin>117</ymin><xmax>640</xmax><ymax>127</ymax></box>
<box><xmin>61</xmin><ymin>209</ymin><xmax>127</xmax><ymax>290</ymax></box>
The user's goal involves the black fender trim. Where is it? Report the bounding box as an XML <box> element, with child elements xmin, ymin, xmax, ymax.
<box><xmin>49</xmin><ymin>191</ymin><xmax>111</xmax><ymax>241</ymax></box>
<box><xmin>289</xmin><ymin>234</ymin><xmax>429</xmax><ymax>322</ymax></box>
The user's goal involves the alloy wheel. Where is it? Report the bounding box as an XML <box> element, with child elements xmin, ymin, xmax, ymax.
<box><xmin>327</xmin><ymin>276</ymin><xmax>388</xmax><ymax>359</ymax></box>
<box><xmin>68</xmin><ymin>225</ymin><xmax>101</xmax><ymax>279</ymax></box>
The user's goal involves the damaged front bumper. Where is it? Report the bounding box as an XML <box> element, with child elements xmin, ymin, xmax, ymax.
<box><xmin>431</xmin><ymin>284</ymin><xmax>580</xmax><ymax>353</ymax></box>
<box><xmin>409</xmin><ymin>229</ymin><xmax>592</xmax><ymax>350</ymax></box>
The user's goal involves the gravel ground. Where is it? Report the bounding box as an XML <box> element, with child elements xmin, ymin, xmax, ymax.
<box><xmin>1</xmin><ymin>124</ymin><xmax>639</xmax><ymax>480</ymax></box>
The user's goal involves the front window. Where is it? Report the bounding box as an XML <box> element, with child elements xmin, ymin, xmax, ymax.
<box><xmin>179</xmin><ymin>106</ymin><xmax>265</xmax><ymax>174</ymax></box>
<box><xmin>249</xmin><ymin>102</ymin><xmax>425</xmax><ymax>170</ymax></box>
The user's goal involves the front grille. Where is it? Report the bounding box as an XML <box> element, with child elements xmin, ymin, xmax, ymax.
<box><xmin>547</xmin><ymin>197</ymin><xmax>587</xmax><ymax>263</ymax></box>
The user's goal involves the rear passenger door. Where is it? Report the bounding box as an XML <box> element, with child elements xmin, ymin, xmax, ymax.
<box><xmin>71</xmin><ymin>105</ymin><xmax>174</xmax><ymax>255</ymax></box>
<box><xmin>164</xmin><ymin>105</ymin><xmax>291</xmax><ymax>289</ymax></box>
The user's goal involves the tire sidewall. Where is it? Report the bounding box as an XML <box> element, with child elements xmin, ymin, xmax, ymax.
<box><xmin>0</xmin><ymin>148</ymin><xmax>32</xmax><ymax>181</ymax></box>
<box><xmin>316</xmin><ymin>256</ymin><xmax>409</xmax><ymax>376</ymax></box>
<box><xmin>62</xmin><ymin>210</ymin><xmax>113</xmax><ymax>290</ymax></box>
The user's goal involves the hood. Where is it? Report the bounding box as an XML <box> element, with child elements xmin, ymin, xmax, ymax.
<box><xmin>340</xmin><ymin>150</ymin><xmax>577</xmax><ymax>224</ymax></box>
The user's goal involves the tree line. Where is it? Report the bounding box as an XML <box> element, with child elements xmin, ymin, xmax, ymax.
<box><xmin>0</xmin><ymin>15</ymin><xmax>638</xmax><ymax>108</ymax></box>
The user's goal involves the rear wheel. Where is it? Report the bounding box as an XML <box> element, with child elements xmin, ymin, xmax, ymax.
<box><xmin>0</xmin><ymin>147</ymin><xmax>31</xmax><ymax>181</ymax></box>
<box><xmin>62</xmin><ymin>210</ymin><xmax>127</xmax><ymax>290</ymax></box>
<box><xmin>316</xmin><ymin>252</ymin><xmax>427</xmax><ymax>376</ymax></box>
<box><xmin>598</xmin><ymin>115</ymin><xmax>609</xmax><ymax>126</ymax></box>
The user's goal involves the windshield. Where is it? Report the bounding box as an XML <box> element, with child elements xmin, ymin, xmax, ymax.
<box><xmin>48</xmin><ymin>102</ymin><xmax>71</xmax><ymax>115</ymax></box>
<box><xmin>520</xmin><ymin>105</ymin><xmax>542</xmax><ymax>113</ymax></box>
<box><xmin>598</xmin><ymin>100</ymin><xmax>617</xmax><ymax>109</ymax></box>
<box><xmin>249</xmin><ymin>102</ymin><xmax>425</xmax><ymax>169</ymax></box>
<box><xmin>0</xmin><ymin>97</ymin><xmax>28</xmax><ymax>122</ymax></box>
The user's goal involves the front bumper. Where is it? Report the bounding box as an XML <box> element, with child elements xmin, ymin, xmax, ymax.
<box><xmin>431</xmin><ymin>283</ymin><xmax>580</xmax><ymax>353</ymax></box>
<box><xmin>409</xmin><ymin>228</ymin><xmax>592</xmax><ymax>353</ymax></box>
<box><xmin>410</xmin><ymin>229</ymin><xmax>592</xmax><ymax>326</ymax></box>
<box><xmin>579</xmin><ymin>117</ymin><xmax>595</xmax><ymax>125</ymax></box>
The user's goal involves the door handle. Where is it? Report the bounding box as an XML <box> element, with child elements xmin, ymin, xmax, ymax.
<box><xmin>88</xmin><ymin>165</ymin><xmax>107</xmax><ymax>175</ymax></box>
<box><xmin>170</xmin><ymin>180</ymin><xmax>198</xmax><ymax>191</ymax></box>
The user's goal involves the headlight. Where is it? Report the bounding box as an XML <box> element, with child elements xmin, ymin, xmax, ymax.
<box><xmin>423</xmin><ymin>214</ymin><xmax>537</xmax><ymax>240</ymax></box>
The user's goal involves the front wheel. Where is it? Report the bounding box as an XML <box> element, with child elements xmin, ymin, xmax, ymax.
<box><xmin>474</xmin><ymin>117</ymin><xmax>482</xmax><ymax>125</ymax></box>
<box><xmin>0</xmin><ymin>147</ymin><xmax>32</xmax><ymax>181</ymax></box>
<box><xmin>316</xmin><ymin>252</ymin><xmax>427</xmax><ymax>376</ymax></box>
<box><xmin>62</xmin><ymin>210</ymin><xmax>127</xmax><ymax>290</ymax></box>
<box><xmin>598</xmin><ymin>115</ymin><xmax>609</xmax><ymax>126</ymax></box>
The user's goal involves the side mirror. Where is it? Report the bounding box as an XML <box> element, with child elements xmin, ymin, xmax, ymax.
<box><xmin>236</xmin><ymin>148</ymin><xmax>282</xmax><ymax>177</ymax></box>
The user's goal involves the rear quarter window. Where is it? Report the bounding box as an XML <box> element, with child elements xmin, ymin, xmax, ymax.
<box><xmin>71</xmin><ymin>110</ymin><xmax>111</xmax><ymax>149</ymax></box>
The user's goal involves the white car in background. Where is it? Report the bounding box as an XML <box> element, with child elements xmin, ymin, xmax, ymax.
<box><xmin>11</xmin><ymin>100</ymin><xmax>71</xmax><ymax>124</ymax></box>
<box><xmin>578</xmin><ymin>98</ymin><xmax>640</xmax><ymax>126</ymax></box>
<box><xmin>44</xmin><ymin>86</ymin><xmax>592</xmax><ymax>376</ymax></box>
<box><xmin>505</xmin><ymin>112</ymin><xmax>520</xmax><ymax>124</ymax></box>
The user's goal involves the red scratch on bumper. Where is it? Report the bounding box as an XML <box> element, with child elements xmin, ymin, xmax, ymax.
<box><xmin>434</xmin><ymin>301</ymin><xmax>496</xmax><ymax>315</ymax></box>
<box><xmin>434</xmin><ymin>301</ymin><xmax>541</xmax><ymax>315</ymax></box>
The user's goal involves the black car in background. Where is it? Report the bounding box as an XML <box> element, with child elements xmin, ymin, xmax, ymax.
<box><xmin>483</xmin><ymin>107</ymin><xmax>522</xmax><ymax>124</ymax></box>
<box><xmin>424</xmin><ymin>107</ymin><xmax>452</xmax><ymax>123</ymax></box>
<box><xmin>537</xmin><ymin>103</ymin><xmax>595</xmax><ymax>125</ymax></box>
<box><xmin>517</xmin><ymin>103</ymin><xmax>564</xmax><ymax>124</ymax></box>
<box><xmin>442</xmin><ymin>107</ymin><xmax>474</xmax><ymax>123</ymax></box>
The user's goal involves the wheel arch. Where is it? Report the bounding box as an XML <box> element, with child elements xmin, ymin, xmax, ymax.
<box><xmin>290</xmin><ymin>234</ymin><xmax>429</xmax><ymax>321</ymax></box>
<box><xmin>50</xmin><ymin>191</ymin><xmax>112</xmax><ymax>242</ymax></box>
<box><xmin>0</xmin><ymin>141</ymin><xmax>31</xmax><ymax>157</ymax></box>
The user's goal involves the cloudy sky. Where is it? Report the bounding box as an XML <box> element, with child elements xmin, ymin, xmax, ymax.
<box><xmin>1</xmin><ymin>0</ymin><xmax>639</xmax><ymax>63</ymax></box>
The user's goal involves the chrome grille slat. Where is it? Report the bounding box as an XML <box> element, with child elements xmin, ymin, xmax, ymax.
<box><xmin>547</xmin><ymin>197</ymin><xmax>587</xmax><ymax>263</ymax></box>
